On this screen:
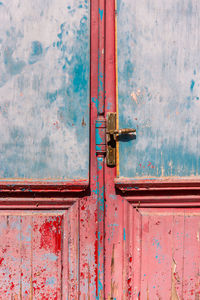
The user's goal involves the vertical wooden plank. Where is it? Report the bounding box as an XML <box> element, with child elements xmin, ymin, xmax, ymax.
<box><xmin>171</xmin><ymin>213</ymin><xmax>185</xmax><ymax>300</ymax></box>
<box><xmin>104</xmin><ymin>0</ymin><xmax>121</xmax><ymax>298</ymax></box>
<box><xmin>62</xmin><ymin>211</ymin><xmax>69</xmax><ymax>299</ymax></box>
<box><xmin>79</xmin><ymin>196</ymin><xmax>98</xmax><ymax>299</ymax></box>
<box><xmin>123</xmin><ymin>200</ymin><xmax>134</xmax><ymax>299</ymax></box>
<box><xmin>132</xmin><ymin>209</ymin><xmax>142</xmax><ymax>299</ymax></box>
<box><xmin>66</xmin><ymin>201</ymin><xmax>79</xmax><ymax>299</ymax></box>
<box><xmin>122</xmin><ymin>198</ymin><xmax>128</xmax><ymax>299</ymax></box>
<box><xmin>131</xmin><ymin>209</ymin><xmax>188</xmax><ymax>299</ymax></box>
<box><xmin>79</xmin><ymin>0</ymin><xmax>100</xmax><ymax>296</ymax></box>
<box><xmin>105</xmin><ymin>194</ymin><xmax>124</xmax><ymax>300</ymax></box>
<box><xmin>32</xmin><ymin>213</ymin><xmax>63</xmax><ymax>300</ymax></box>
<box><xmin>0</xmin><ymin>215</ymin><xmax>21</xmax><ymax>299</ymax></box>
<box><xmin>20</xmin><ymin>215</ymin><xmax>32</xmax><ymax>299</ymax></box>
<box><xmin>183</xmin><ymin>211</ymin><xmax>200</xmax><ymax>298</ymax></box>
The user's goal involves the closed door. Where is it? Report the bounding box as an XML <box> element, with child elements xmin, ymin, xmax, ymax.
<box><xmin>2</xmin><ymin>1</ymin><xmax>199</xmax><ymax>299</ymax></box>
<box><xmin>0</xmin><ymin>1</ymin><xmax>103</xmax><ymax>299</ymax></box>
<box><xmin>105</xmin><ymin>0</ymin><xmax>200</xmax><ymax>299</ymax></box>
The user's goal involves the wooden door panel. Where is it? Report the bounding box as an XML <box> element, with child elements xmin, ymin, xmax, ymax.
<box><xmin>117</xmin><ymin>0</ymin><xmax>200</xmax><ymax>178</ymax></box>
<box><xmin>0</xmin><ymin>207</ymin><xmax>79</xmax><ymax>299</ymax></box>
<box><xmin>0</xmin><ymin>0</ymin><xmax>106</xmax><ymax>299</ymax></box>
<box><xmin>0</xmin><ymin>0</ymin><xmax>90</xmax><ymax>179</ymax></box>
<box><xmin>124</xmin><ymin>207</ymin><xmax>200</xmax><ymax>299</ymax></box>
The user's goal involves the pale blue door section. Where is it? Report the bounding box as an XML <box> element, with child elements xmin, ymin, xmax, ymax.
<box><xmin>0</xmin><ymin>0</ymin><xmax>90</xmax><ymax>179</ymax></box>
<box><xmin>117</xmin><ymin>0</ymin><xmax>200</xmax><ymax>178</ymax></box>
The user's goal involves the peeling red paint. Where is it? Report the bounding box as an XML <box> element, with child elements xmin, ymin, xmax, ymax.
<box><xmin>94</xmin><ymin>229</ymin><xmax>98</xmax><ymax>296</ymax></box>
<box><xmin>0</xmin><ymin>257</ymin><xmax>4</xmax><ymax>266</ymax></box>
<box><xmin>39</xmin><ymin>217</ymin><xmax>62</xmax><ymax>253</ymax></box>
<box><xmin>10</xmin><ymin>282</ymin><xmax>14</xmax><ymax>290</ymax></box>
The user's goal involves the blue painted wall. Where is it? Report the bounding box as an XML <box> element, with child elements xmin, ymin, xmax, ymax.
<box><xmin>118</xmin><ymin>0</ymin><xmax>200</xmax><ymax>178</ymax></box>
<box><xmin>0</xmin><ymin>0</ymin><xmax>90</xmax><ymax>179</ymax></box>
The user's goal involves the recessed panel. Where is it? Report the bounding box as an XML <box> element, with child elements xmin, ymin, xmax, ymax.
<box><xmin>0</xmin><ymin>209</ymin><xmax>80</xmax><ymax>299</ymax></box>
<box><xmin>117</xmin><ymin>0</ymin><xmax>200</xmax><ymax>177</ymax></box>
<box><xmin>0</xmin><ymin>212</ymin><xmax>64</xmax><ymax>299</ymax></box>
<box><xmin>0</xmin><ymin>0</ymin><xmax>90</xmax><ymax>179</ymax></box>
<box><xmin>133</xmin><ymin>209</ymin><xmax>200</xmax><ymax>299</ymax></box>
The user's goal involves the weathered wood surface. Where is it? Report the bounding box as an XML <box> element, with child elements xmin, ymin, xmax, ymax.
<box><xmin>117</xmin><ymin>0</ymin><xmax>200</xmax><ymax>178</ymax></box>
<box><xmin>0</xmin><ymin>0</ymin><xmax>90</xmax><ymax>179</ymax></box>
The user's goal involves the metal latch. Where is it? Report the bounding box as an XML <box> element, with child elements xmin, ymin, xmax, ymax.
<box><xmin>106</xmin><ymin>112</ymin><xmax>136</xmax><ymax>166</ymax></box>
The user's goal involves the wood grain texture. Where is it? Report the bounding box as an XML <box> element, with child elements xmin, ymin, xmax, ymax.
<box><xmin>0</xmin><ymin>211</ymin><xmax>65</xmax><ymax>299</ymax></box>
<box><xmin>117</xmin><ymin>0</ymin><xmax>200</xmax><ymax>178</ymax></box>
<box><xmin>0</xmin><ymin>0</ymin><xmax>90</xmax><ymax>179</ymax></box>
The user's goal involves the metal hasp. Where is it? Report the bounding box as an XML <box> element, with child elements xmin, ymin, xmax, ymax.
<box><xmin>106</xmin><ymin>112</ymin><xmax>136</xmax><ymax>166</ymax></box>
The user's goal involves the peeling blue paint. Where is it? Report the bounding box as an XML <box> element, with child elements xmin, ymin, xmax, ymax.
<box><xmin>28</xmin><ymin>41</ymin><xmax>43</xmax><ymax>64</ymax></box>
<box><xmin>153</xmin><ymin>238</ymin><xmax>161</xmax><ymax>249</ymax></box>
<box><xmin>99</xmin><ymin>9</ymin><xmax>103</xmax><ymax>21</ymax></box>
<box><xmin>4</xmin><ymin>47</ymin><xmax>26</xmax><ymax>75</ymax></box>
<box><xmin>123</xmin><ymin>228</ymin><xmax>126</xmax><ymax>240</ymax></box>
<box><xmin>46</xmin><ymin>276</ymin><xmax>56</xmax><ymax>286</ymax></box>
<box><xmin>95</xmin><ymin>129</ymin><xmax>103</xmax><ymax>145</ymax></box>
<box><xmin>43</xmin><ymin>253</ymin><xmax>58</xmax><ymax>261</ymax></box>
<box><xmin>92</xmin><ymin>97</ymin><xmax>99</xmax><ymax>109</ymax></box>
<box><xmin>190</xmin><ymin>79</ymin><xmax>195</xmax><ymax>92</ymax></box>
<box><xmin>97</xmin><ymin>159</ymin><xmax>103</xmax><ymax>170</ymax></box>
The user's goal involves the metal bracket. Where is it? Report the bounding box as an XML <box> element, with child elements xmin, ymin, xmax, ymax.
<box><xmin>106</xmin><ymin>113</ymin><xmax>136</xmax><ymax>167</ymax></box>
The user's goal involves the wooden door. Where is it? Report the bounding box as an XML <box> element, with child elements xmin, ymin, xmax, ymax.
<box><xmin>0</xmin><ymin>1</ymin><xmax>104</xmax><ymax>299</ymax></box>
<box><xmin>2</xmin><ymin>1</ymin><xmax>199</xmax><ymax>299</ymax></box>
<box><xmin>104</xmin><ymin>0</ymin><xmax>200</xmax><ymax>299</ymax></box>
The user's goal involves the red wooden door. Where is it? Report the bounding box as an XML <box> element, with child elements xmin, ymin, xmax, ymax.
<box><xmin>0</xmin><ymin>0</ymin><xmax>104</xmax><ymax>299</ymax></box>
<box><xmin>2</xmin><ymin>1</ymin><xmax>199</xmax><ymax>299</ymax></box>
<box><xmin>104</xmin><ymin>1</ymin><xmax>200</xmax><ymax>299</ymax></box>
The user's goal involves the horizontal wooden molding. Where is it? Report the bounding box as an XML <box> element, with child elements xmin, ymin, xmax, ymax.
<box><xmin>0</xmin><ymin>198</ymin><xmax>77</xmax><ymax>210</ymax></box>
<box><xmin>115</xmin><ymin>178</ymin><xmax>200</xmax><ymax>207</ymax></box>
<box><xmin>0</xmin><ymin>179</ymin><xmax>89</xmax><ymax>199</ymax></box>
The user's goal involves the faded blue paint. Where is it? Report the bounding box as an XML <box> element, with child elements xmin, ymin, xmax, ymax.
<box><xmin>0</xmin><ymin>0</ymin><xmax>90</xmax><ymax>179</ymax></box>
<box><xmin>4</xmin><ymin>47</ymin><xmax>26</xmax><ymax>75</ymax></box>
<box><xmin>92</xmin><ymin>97</ymin><xmax>99</xmax><ymax>109</ymax></box>
<box><xmin>95</xmin><ymin>128</ymin><xmax>103</xmax><ymax>145</ymax></box>
<box><xmin>98</xmin><ymin>184</ymin><xmax>104</xmax><ymax>214</ymax></box>
<box><xmin>96</xmin><ymin>156</ymin><xmax>104</xmax><ymax>298</ymax></box>
<box><xmin>190</xmin><ymin>79</ymin><xmax>195</xmax><ymax>92</ymax></box>
<box><xmin>118</xmin><ymin>0</ymin><xmax>200</xmax><ymax>178</ymax></box>
<box><xmin>46</xmin><ymin>276</ymin><xmax>56</xmax><ymax>286</ymax></box>
<box><xmin>28</xmin><ymin>41</ymin><xmax>43</xmax><ymax>64</ymax></box>
<box><xmin>153</xmin><ymin>238</ymin><xmax>161</xmax><ymax>249</ymax></box>
<box><xmin>97</xmin><ymin>228</ymin><xmax>104</xmax><ymax>298</ymax></box>
<box><xmin>99</xmin><ymin>9</ymin><xmax>103</xmax><ymax>21</ymax></box>
<box><xmin>123</xmin><ymin>228</ymin><xmax>126</xmax><ymax>241</ymax></box>
<box><xmin>43</xmin><ymin>253</ymin><xmax>58</xmax><ymax>261</ymax></box>
<box><xmin>97</xmin><ymin>159</ymin><xmax>103</xmax><ymax>170</ymax></box>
